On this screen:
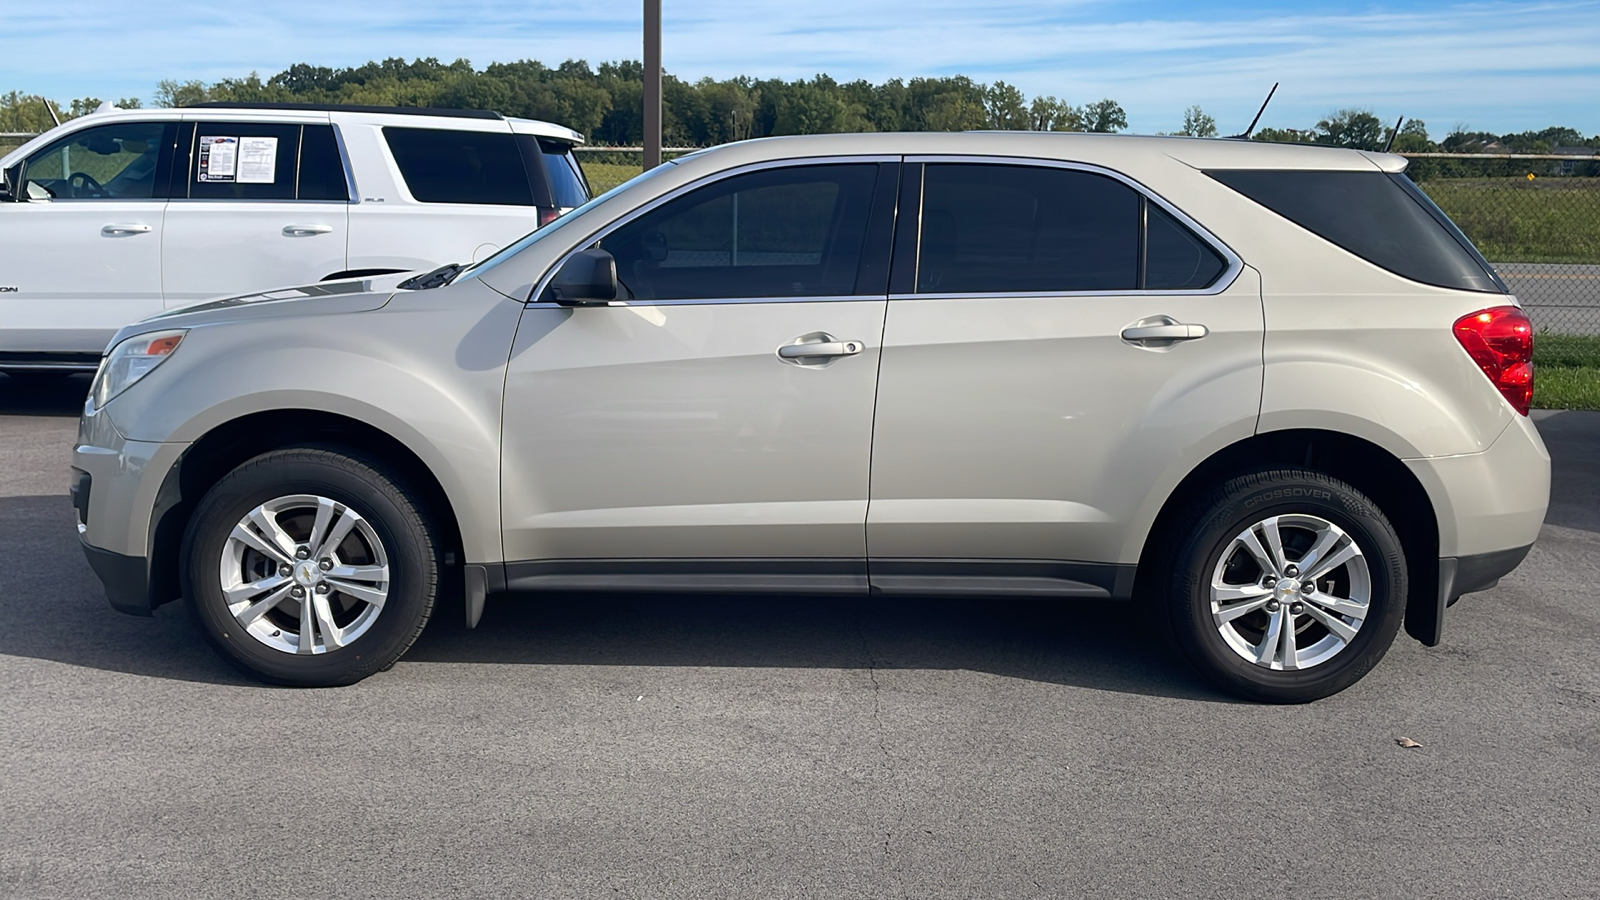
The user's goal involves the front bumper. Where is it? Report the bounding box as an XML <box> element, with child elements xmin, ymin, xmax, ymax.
<box><xmin>73</xmin><ymin>402</ymin><xmax>189</xmax><ymax>615</ymax></box>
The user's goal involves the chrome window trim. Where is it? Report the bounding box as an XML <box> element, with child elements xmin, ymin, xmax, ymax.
<box><xmin>525</xmin><ymin>154</ymin><xmax>901</xmax><ymax>306</ymax></box>
<box><xmin>900</xmin><ymin>154</ymin><xmax>1244</xmax><ymax>298</ymax></box>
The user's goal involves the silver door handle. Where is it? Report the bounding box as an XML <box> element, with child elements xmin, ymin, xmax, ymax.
<box><xmin>283</xmin><ymin>224</ymin><xmax>334</xmax><ymax>236</ymax></box>
<box><xmin>101</xmin><ymin>224</ymin><xmax>152</xmax><ymax>236</ymax></box>
<box><xmin>778</xmin><ymin>340</ymin><xmax>864</xmax><ymax>359</ymax></box>
<box><xmin>1121</xmin><ymin>322</ymin><xmax>1209</xmax><ymax>342</ymax></box>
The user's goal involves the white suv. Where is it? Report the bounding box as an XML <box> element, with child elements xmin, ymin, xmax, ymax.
<box><xmin>0</xmin><ymin>103</ymin><xmax>587</xmax><ymax>374</ymax></box>
<box><xmin>70</xmin><ymin>132</ymin><xmax>1550</xmax><ymax>702</ymax></box>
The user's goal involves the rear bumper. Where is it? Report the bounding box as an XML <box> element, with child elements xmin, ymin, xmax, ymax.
<box><xmin>1405</xmin><ymin>412</ymin><xmax>1551</xmax><ymax>559</ymax></box>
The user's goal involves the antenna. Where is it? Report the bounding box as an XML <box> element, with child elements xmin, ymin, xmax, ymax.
<box><xmin>41</xmin><ymin>97</ymin><xmax>60</xmax><ymax>128</ymax></box>
<box><xmin>1382</xmin><ymin>115</ymin><xmax>1405</xmax><ymax>153</ymax></box>
<box><xmin>1233</xmin><ymin>82</ymin><xmax>1278</xmax><ymax>140</ymax></box>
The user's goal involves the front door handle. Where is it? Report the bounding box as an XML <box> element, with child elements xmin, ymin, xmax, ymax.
<box><xmin>283</xmin><ymin>224</ymin><xmax>334</xmax><ymax>237</ymax></box>
<box><xmin>1121</xmin><ymin>316</ymin><xmax>1209</xmax><ymax>346</ymax></box>
<box><xmin>101</xmin><ymin>224</ymin><xmax>152</xmax><ymax>236</ymax></box>
<box><xmin>777</xmin><ymin>332</ymin><xmax>864</xmax><ymax>366</ymax></box>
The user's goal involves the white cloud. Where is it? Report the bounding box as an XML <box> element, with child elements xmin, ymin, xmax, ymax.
<box><xmin>6</xmin><ymin>0</ymin><xmax>1599</xmax><ymax>134</ymax></box>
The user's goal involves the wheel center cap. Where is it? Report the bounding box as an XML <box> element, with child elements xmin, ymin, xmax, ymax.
<box><xmin>293</xmin><ymin>561</ymin><xmax>321</xmax><ymax>587</ymax></box>
<box><xmin>1276</xmin><ymin>579</ymin><xmax>1301</xmax><ymax>597</ymax></box>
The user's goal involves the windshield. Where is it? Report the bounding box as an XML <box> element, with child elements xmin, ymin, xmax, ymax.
<box><xmin>461</xmin><ymin>160</ymin><xmax>682</xmax><ymax>283</ymax></box>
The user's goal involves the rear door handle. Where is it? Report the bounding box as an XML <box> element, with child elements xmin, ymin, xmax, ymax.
<box><xmin>1121</xmin><ymin>318</ymin><xmax>1209</xmax><ymax>344</ymax></box>
<box><xmin>101</xmin><ymin>224</ymin><xmax>152</xmax><ymax>236</ymax></box>
<box><xmin>283</xmin><ymin>224</ymin><xmax>334</xmax><ymax>237</ymax></box>
<box><xmin>777</xmin><ymin>333</ymin><xmax>865</xmax><ymax>366</ymax></box>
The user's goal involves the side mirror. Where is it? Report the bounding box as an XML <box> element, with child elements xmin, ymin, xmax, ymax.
<box><xmin>547</xmin><ymin>248</ymin><xmax>619</xmax><ymax>305</ymax></box>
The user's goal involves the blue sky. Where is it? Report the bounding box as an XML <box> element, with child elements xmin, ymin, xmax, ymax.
<box><xmin>6</xmin><ymin>0</ymin><xmax>1600</xmax><ymax>137</ymax></box>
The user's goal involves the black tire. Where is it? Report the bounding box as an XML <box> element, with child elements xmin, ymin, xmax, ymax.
<box><xmin>1165</xmin><ymin>468</ymin><xmax>1406</xmax><ymax>703</ymax></box>
<box><xmin>181</xmin><ymin>447</ymin><xmax>438</xmax><ymax>686</ymax></box>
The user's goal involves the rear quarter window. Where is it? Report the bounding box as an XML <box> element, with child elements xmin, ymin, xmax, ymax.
<box><xmin>384</xmin><ymin>126</ymin><xmax>534</xmax><ymax>206</ymax></box>
<box><xmin>1207</xmin><ymin>169</ymin><xmax>1505</xmax><ymax>293</ymax></box>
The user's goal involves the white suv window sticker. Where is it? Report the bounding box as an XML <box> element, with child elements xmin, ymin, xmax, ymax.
<box><xmin>237</xmin><ymin>137</ymin><xmax>278</xmax><ymax>184</ymax></box>
<box><xmin>197</xmin><ymin>136</ymin><xmax>238</xmax><ymax>182</ymax></box>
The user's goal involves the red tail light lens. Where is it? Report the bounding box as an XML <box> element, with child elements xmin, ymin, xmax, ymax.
<box><xmin>537</xmin><ymin>207</ymin><xmax>562</xmax><ymax>228</ymax></box>
<box><xmin>1453</xmin><ymin>306</ymin><xmax>1533</xmax><ymax>416</ymax></box>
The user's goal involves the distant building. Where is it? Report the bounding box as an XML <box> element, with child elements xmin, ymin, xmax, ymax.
<box><xmin>1551</xmin><ymin>145</ymin><xmax>1596</xmax><ymax>175</ymax></box>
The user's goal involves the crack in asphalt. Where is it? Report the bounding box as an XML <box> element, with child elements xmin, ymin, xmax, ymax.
<box><xmin>856</xmin><ymin>609</ymin><xmax>908</xmax><ymax>899</ymax></box>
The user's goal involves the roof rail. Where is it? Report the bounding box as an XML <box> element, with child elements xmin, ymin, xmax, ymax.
<box><xmin>183</xmin><ymin>102</ymin><xmax>503</xmax><ymax>120</ymax></box>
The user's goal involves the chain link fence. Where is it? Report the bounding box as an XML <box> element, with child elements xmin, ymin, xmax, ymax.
<box><xmin>1409</xmin><ymin>154</ymin><xmax>1600</xmax><ymax>363</ymax></box>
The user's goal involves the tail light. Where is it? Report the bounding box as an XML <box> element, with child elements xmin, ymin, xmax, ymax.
<box><xmin>537</xmin><ymin>206</ymin><xmax>563</xmax><ymax>228</ymax></box>
<box><xmin>1453</xmin><ymin>306</ymin><xmax>1533</xmax><ymax>416</ymax></box>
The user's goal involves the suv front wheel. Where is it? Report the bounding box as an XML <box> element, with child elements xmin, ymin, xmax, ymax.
<box><xmin>181</xmin><ymin>448</ymin><xmax>439</xmax><ymax>686</ymax></box>
<box><xmin>1166</xmin><ymin>469</ymin><xmax>1407</xmax><ymax>703</ymax></box>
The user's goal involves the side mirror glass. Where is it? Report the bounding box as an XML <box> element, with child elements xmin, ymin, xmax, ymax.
<box><xmin>547</xmin><ymin>248</ymin><xmax>619</xmax><ymax>305</ymax></box>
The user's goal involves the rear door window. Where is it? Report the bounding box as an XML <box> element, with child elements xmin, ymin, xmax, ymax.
<box><xmin>916</xmin><ymin>164</ymin><xmax>1140</xmax><ymax>293</ymax></box>
<box><xmin>1207</xmin><ymin>169</ymin><xmax>1505</xmax><ymax>293</ymax></box>
<box><xmin>384</xmin><ymin>126</ymin><xmax>533</xmax><ymax>206</ymax></box>
<box><xmin>1145</xmin><ymin>203</ymin><xmax>1227</xmax><ymax>290</ymax></box>
<box><xmin>188</xmin><ymin>122</ymin><xmax>300</xmax><ymax>200</ymax></box>
<box><xmin>297</xmin><ymin>125</ymin><xmax>350</xmax><ymax>201</ymax></box>
<box><xmin>22</xmin><ymin>121</ymin><xmax>174</xmax><ymax>200</ymax></box>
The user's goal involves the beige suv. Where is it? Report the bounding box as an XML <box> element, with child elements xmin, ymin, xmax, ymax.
<box><xmin>71</xmin><ymin>132</ymin><xmax>1550</xmax><ymax>702</ymax></box>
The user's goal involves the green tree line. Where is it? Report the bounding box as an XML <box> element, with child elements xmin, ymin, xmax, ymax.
<box><xmin>3</xmin><ymin>60</ymin><xmax>1596</xmax><ymax>159</ymax></box>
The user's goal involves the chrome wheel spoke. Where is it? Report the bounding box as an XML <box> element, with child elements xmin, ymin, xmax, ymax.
<box><xmin>1305</xmin><ymin>542</ymin><xmax>1361</xmax><ymax>583</ymax></box>
<box><xmin>306</xmin><ymin>496</ymin><xmax>337</xmax><ymax>559</ymax></box>
<box><xmin>1255</xmin><ymin>607</ymin><xmax>1286</xmax><ymax>666</ymax></box>
<box><xmin>317</xmin><ymin>508</ymin><xmax>361</xmax><ymax>560</ymax></box>
<box><xmin>247</xmin><ymin>507</ymin><xmax>299</xmax><ymax>561</ymax></box>
<box><xmin>297</xmin><ymin>591</ymin><xmax>317</xmax><ymax>654</ymax></box>
<box><xmin>327</xmin><ymin>564</ymin><xmax>387</xmax><ymax>583</ymax></box>
<box><xmin>225</xmin><ymin>572</ymin><xmax>290</xmax><ymax>606</ymax></box>
<box><xmin>1304</xmin><ymin>589</ymin><xmax>1367</xmax><ymax>618</ymax></box>
<box><xmin>326</xmin><ymin>578</ymin><xmax>386</xmax><ymax>608</ymax></box>
<box><xmin>230</xmin><ymin>523</ymin><xmax>293</xmax><ymax>567</ymax></box>
<box><xmin>1237</xmin><ymin>528</ymin><xmax>1279</xmax><ymax>577</ymax></box>
<box><xmin>1303</xmin><ymin>603</ymin><xmax>1359</xmax><ymax>643</ymax></box>
<box><xmin>312</xmin><ymin>594</ymin><xmax>345</xmax><ymax>649</ymax></box>
<box><xmin>1259</xmin><ymin>517</ymin><xmax>1291</xmax><ymax>575</ymax></box>
<box><xmin>234</xmin><ymin>583</ymin><xmax>293</xmax><ymax>626</ymax></box>
<box><xmin>1296</xmin><ymin>526</ymin><xmax>1343</xmax><ymax>577</ymax></box>
<box><xmin>1278</xmin><ymin>609</ymin><xmax>1299</xmax><ymax>670</ymax></box>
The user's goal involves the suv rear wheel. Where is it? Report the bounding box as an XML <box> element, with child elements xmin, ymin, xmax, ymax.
<box><xmin>1165</xmin><ymin>468</ymin><xmax>1406</xmax><ymax>703</ymax></box>
<box><xmin>181</xmin><ymin>448</ymin><xmax>438</xmax><ymax>686</ymax></box>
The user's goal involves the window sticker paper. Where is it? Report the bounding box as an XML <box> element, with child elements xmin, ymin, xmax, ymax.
<box><xmin>198</xmin><ymin>136</ymin><xmax>238</xmax><ymax>182</ymax></box>
<box><xmin>237</xmin><ymin>137</ymin><xmax>279</xmax><ymax>184</ymax></box>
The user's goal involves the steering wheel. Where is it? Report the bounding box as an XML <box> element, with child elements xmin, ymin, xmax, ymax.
<box><xmin>68</xmin><ymin>172</ymin><xmax>105</xmax><ymax>199</ymax></box>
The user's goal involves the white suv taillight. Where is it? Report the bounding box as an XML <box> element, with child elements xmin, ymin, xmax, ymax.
<box><xmin>1453</xmin><ymin>306</ymin><xmax>1533</xmax><ymax>416</ymax></box>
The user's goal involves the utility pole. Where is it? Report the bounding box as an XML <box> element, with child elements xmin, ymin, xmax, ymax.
<box><xmin>643</xmin><ymin>0</ymin><xmax>662</xmax><ymax>170</ymax></box>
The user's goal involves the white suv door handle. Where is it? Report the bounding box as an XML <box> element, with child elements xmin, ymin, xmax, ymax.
<box><xmin>101</xmin><ymin>224</ymin><xmax>152</xmax><ymax>236</ymax></box>
<box><xmin>1121</xmin><ymin>318</ymin><xmax>1209</xmax><ymax>344</ymax></box>
<box><xmin>283</xmin><ymin>224</ymin><xmax>334</xmax><ymax>237</ymax></box>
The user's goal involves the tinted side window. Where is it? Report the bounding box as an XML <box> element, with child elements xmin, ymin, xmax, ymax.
<box><xmin>297</xmin><ymin>125</ymin><xmax>350</xmax><ymax>201</ymax></box>
<box><xmin>1145</xmin><ymin>204</ymin><xmax>1227</xmax><ymax>289</ymax></box>
<box><xmin>600</xmin><ymin>164</ymin><xmax>880</xmax><ymax>301</ymax></box>
<box><xmin>544</xmin><ymin>141</ymin><xmax>589</xmax><ymax>207</ymax></box>
<box><xmin>1207</xmin><ymin>169</ymin><xmax>1504</xmax><ymax>293</ymax></box>
<box><xmin>917</xmin><ymin>164</ymin><xmax>1139</xmax><ymax>293</ymax></box>
<box><xmin>188</xmin><ymin>122</ymin><xmax>300</xmax><ymax>200</ymax></box>
<box><xmin>384</xmin><ymin>127</ymin><xmax>533</xmax><ymax>206</ymax></box>
<box><xmin>23</xmin><ymin>122</ymin><xmax>170</xmax><ymax>200</ymax></box>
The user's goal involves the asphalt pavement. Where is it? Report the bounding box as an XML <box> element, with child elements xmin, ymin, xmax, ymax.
<box><xmin>2</xmin><ymin>373</ymin><xmax>1597</xmax><ymax>899</ymax></box>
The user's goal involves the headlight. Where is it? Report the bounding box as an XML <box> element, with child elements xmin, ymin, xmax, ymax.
<box><xmin>89</xmin><ymin>329</ymin><xmax>187</xmax><ymax>410</ymax></box>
